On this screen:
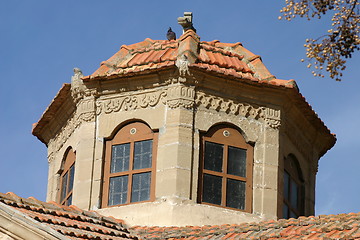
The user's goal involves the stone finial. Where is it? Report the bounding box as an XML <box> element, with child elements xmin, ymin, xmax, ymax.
<box><xmin>178</xmin><ymin>12</ymin><xmax>196</xmax><ymax>33</ymax></box>
<box><xmin>71</xmin><ymin>67</ymin><xmax>84</xmax><ymax>83</ymax></box>
<box><xmin>71</xmin><ymin>67</ymin><xmax>85</xmax><ymax>101</ymax></box>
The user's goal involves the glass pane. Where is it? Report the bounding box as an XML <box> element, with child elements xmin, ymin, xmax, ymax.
<box><xmin>66</xmin><ymin>194</ymin><xmax>72</xmax><ymax>206</ymax></box>
<box><xmin>68</xmin><ymin>165</ymin><xmax>75</xmax><ymax>193</ymax></box>
<box><xmin>284</xmin><ymin>171</ymin><xmax>290</xmax><ymax>201</ymax></box>
<box><xmin>134</xmin><ymin>140</ymin><xmax>153</xmax><ymax>170</ymax></box>
<box><xmin>226</xmin><ymin>179</ymin><xmax>245</xmax><ymax>210</ymax></box>
<box><xmin>283</xmin><ymin>204</ymin><xmax>289</xmax><ymax>219</ymax></box>
<box><xmin>131</xmin><ymin>172</ymin><xmax>151</xmax><ymax>202</ymax></box>
<box><xmin>109</xmin><ymin>176</ymin><xmax>128</xmax><ymax>206</ymax></box>
<box><xmin>227</xmin><ymin>146</ymin><xmax>246</xmax><ymax>177</ymax></box>
<box><xmin>202</xmin><ymin>174</ymin><xmax>222</xmax><ymax>205</ymax></box>
<box><xmin>204</xmin><ymin>142</ymin><xmax>223</xmax><ymax>172</ymax></box>
<box><xmin>290</xmin><ymin>179</ymin><xmax>299</xmax><ymax>209</ymax></box>
<box><xmin>61</xmin><ymin>172</ymin><xmax>68</xmax><ymax>201</ymax></box>
<box><xmin>111</xmin><ymin>143</ymin><xmax>130</xmax><ymax>173</ymax></box>
<box><xmin>290</xmin><ymin>210</ymin><xmax>298</xmax><ymax>219</ymax></box>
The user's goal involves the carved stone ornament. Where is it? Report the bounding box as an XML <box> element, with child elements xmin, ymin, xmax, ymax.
<box><xmin>166</xmin><ymin>85</ymin><xmax>195</xmax><ymax>109</ymax></box>
<box><xmin>50</xmin><ymin>116</ymin><xmax>79</xmax><ymax>153</ymax></box>
<box><xmin>96</xmin><ymin>91</ymin><xmax>167</xmax><ymax>115</ymax></box>
<box><xmin>176</xmin><ymin>54</ymin><xmax>191</xmax><ymax>76</ymax></box>
<box><xmin>77</xmin><ymin>99</ymin><xmax>96</xmax><ymax>122</ymax></box>
<box><xmin>263</xmin><ymin>108</ymin><xmax>281</xmax><ymax>129</ymax></box>
<box><xmin>71</xmin><ymin>68</ymin><xmax>85</xmax><ymax>102</ymax></box>
<box><xmin>195</xmin><ymin>92</ymin><xmax>281</xmax><ymax>129</ymax></box>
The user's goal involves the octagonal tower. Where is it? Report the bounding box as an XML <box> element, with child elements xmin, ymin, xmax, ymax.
<box><xmin>32</xmin><ymin>13</ymin><xmax>335</xmax><ymax>226</ymax></box>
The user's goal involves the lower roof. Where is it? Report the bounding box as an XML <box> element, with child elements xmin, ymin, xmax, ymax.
<box><xmin>1</xmin><ymin>192</ymin><xmax>359</xmax><ymax>240</ymax></box>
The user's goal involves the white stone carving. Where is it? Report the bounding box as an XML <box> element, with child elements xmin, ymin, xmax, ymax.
<box><xmin>263</xmin><ymin>108</ymin><xmax>281</xmax><ymax>129</ymax></box>
<box><xmin>176</xmin><ymin>54</ymin><xmax>190</xmax><ymax>76</ymax></box>
<box><xmin>167</xmin><ymin>85</ymin><xmax>195</xmax><ymax>109</ymax></box>
<box><xmin>71</xmin><ymin>68</ymin><xmax>85</xmax><ymax>101</ymax></box>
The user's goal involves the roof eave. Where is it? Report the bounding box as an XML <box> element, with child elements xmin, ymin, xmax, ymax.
<box><xmin>32</xmin><ymin>84</ymin><xmax>72</xmax><ymax>145</ymax></box>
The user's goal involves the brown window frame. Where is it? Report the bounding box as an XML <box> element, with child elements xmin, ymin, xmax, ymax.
<box><xmin>198</xmin><ymin>124</ymin><xmax>253</xmax><ymax>212</ymax></box>
<box><xmin>59</xmin><ymin>148</ymin><xmax>76</xmax><ymax>206</ymax></box>
<box><xmin>283</xmin><ymin>154</ymin><xmax>304</xmax><ymax>219</ymax></box>
<box><xmin>102</xmin><ymin>121</ymin><xmax>157</xmax><ymax>208</ymax></box>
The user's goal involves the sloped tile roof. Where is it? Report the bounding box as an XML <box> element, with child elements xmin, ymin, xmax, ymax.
<box><xmin>32</xmin><ymin>29</ymin><xmax>335</xmax><ymax>156</ymax></box>
<box><xmin>2</xmin><ymin>192</ymin><xmax>359</xmax><ymax>239</ymax></box>
<box><xmin>0</xmin><ymin>192</ymin><xmax>139</xmax><ymax>240</ymax></box>
<box><xmin>132</xmin><ymin>213</ymin><xmax>360</xmax><ymax>239</ymax></box>
<box><xmin>83</xmin><ymin>30</ymin><xmax>291</xmax><ymax>88</ymax></box>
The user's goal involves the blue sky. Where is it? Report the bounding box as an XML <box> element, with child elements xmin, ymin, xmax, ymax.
<box><xmin>0</xmin><ymin>1</ymin><xmax>359</xmax><ymax>216</ymax></box>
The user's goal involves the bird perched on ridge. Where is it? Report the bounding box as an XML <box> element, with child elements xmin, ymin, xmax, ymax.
<box><xmin>167</xmin><ymin>27</ymin><xmax>176</xmax><ymax>41</ymax></box>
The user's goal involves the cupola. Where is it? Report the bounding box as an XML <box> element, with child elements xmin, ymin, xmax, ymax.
<box><xmin>32</xmin><ymin>13</ymin><xmax>335</xmax><ymax>226</ymax></box>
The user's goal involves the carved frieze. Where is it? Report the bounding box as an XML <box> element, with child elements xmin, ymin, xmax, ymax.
<box><xmin>195</xmin><ymin>92</ymin><xmax>281</xmax><ymax>129</ymax></box>
<box><xmin>167</xmin><ymin>85</ymin><xmax>195</xmax><ymax>109</ymax></box>
<box><xmin>263</xmin><ymin>108</ymin><xmax>281</xmax><ymax>129</ymax></box>
<box><xmin>77</xmin><ymin>99</ymin><xmax>96</xmax><ymax>122</ymax></box>
<box><xmin>96</xmin><ymin>91</ymin><xmax>167</xmax><ymax>114</ymax></box>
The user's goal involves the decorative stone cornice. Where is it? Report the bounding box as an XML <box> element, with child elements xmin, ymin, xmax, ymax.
<box><xmin>96</xmin><ymin>90</ymin><xmax>167</xmax><ymax>115</ymax></box>
<box><xmin>195</xmin><ymin>92</ymin><xmax>281</xmax><ymax>129</ymax></box>
<box><xmin>167</xmin><ymin>85</ymin><xmax>195</xmax><ymax>109</ymax></box>
<box><xmin>49</xmin><ymin>86</ymin><xmax>282</xmax><ymax>153</ymax></box>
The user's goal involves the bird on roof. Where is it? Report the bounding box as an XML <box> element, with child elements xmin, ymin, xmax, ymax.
<box><xmin>167</xmin><ymin>27</ymin><xmax>176</xmax><ymax>41</ymax></box>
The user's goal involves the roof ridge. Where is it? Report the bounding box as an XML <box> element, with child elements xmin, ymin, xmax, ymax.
<box><xmin>200</xmin><ymin>42</ymin><xmax>244</xmax><ymax>59</ymax></box>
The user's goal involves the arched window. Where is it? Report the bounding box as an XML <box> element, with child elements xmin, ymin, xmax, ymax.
<box><xmin>102</xmin><ymin>122</ymin><xmax>157</xmax><ymax>207</ymax></box>
<box><xmin>283</xmin><ymin>154</ymin><xmax>304</xmax><ymax>219</ymax></box>
<box><xmin>59</xmin><ymin>148</ymin><xmax>76</xmax><ymax>206</ymax></box>
<box><xmin>198</xmin><ymin>124</ymin><xmax>253</xmax><ymax>212</ymax></box>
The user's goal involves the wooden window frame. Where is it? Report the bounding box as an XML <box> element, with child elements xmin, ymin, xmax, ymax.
<box><xmin>101</xmin><ymin>122</ymin><xmax>157</xmax><ymax>208</ymax></box>
<box><xmin>198</xmin><ymin>124</ymin><xmax>253</xmax><ymax>212</ymax></box>
<box><xmin>59</xmin><ymin>148</ymin><xmax>76</xmax><ymax>206</ymax></box>
<box><xmin>283</xmin><ymin>154</ymin><xmax>304</xmax><ymax>218</ymax></box>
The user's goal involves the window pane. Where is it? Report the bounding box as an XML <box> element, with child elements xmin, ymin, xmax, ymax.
<box><xmin>66</xmin><ymin>194</ymin><xmax>72</xmax><ymax>206</ymax></box>
<box><xmin>204</xmin><ymin>142</ymin><xmax>223</xmax><ymax>172</ymax></box>
<box><xmin>131</xmin><ymin>172</ymin><xmax>151</xmax><ymax>202</ymax></box>
<box><xmin>203</xmin><ymin>174</ymin><xmax>222</xmax><ymax>205</ymax></box>
<box><xmin>109</xmin><ymin>176</ymin><xmax>128</xmax><ymax>206</ymax></box>
<box><xmin>134</xmin><ymin>140</ymin><xmax>153</xmax><ymax>170</ymax></box>
<box><xmin>68</xmin><ymin>165</ymin><xmax>75</xmax><ymax>193</ymax></box>
<box><xmin>226</xmin><ymin>179</ymin><xmax>245</xmax><ymax>210</ymax></box>
<box><xmin>61</xmin><ymin>172</ymin><xmax>68</xmax><ymax>201</ymax></box>
<box><xmin>227</xmin><ymin>146</ymin><xmax>246</xmax><ymax>177</ymax></box>
<box><xmin>284</xmin><ymin>171</ymin><xmax>290</xmax><ymax>201</ymax></box>
<box><xmin>283</xmin><ymin>204</ymin><xmax>289</xmax><ymax>219</ymax></box>
<box><xmin>290</xmin><ymin>179</ymin><xmax>299</xmax><ymax>209</ymax></box>
<box><xmin>290</xmin><ymin>210</ymin><xmax>298</xmax><ymax>219</ymax></box>
<box><xmin>111</xmin><ymin>143</ymin><xmax>130</xmax><ymax>173</ymax></box>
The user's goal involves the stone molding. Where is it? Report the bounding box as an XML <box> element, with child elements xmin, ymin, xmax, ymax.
<box><xmin>48</xmin><ymin>86</ymin><xmax>281</xmax><ymax>155</ymax></box>
<box><xmin>167</xmin><ymin>85</ymin><xmax>195</xmax><ymax>109</ymax></box>
<box><xmin>195</xmin><ymin>92</ymin><xmax>281</xmax><ymax>129</ymax></box>
<box><xmin>96</xmin><ymin>90</ymin><xmax>167</xmax><ymax>115</ymax></box>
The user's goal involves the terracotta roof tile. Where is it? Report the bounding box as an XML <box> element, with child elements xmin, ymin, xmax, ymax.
<box><xmin>0</xmin><ymin>192</ymin><xmax>139</xmax><ymax>240</ymax></box>
<box><xmin>83</xmin><ymin>30</ymin><xmax>283</xmax><ymax>86</ymax></box>
<box><xmin>131</xmin><ymin>213</ymin><xmax>360</xmax><ymax>239</ymax></box>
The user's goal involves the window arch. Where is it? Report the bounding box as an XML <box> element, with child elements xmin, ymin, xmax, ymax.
<box><xmin>283</xmin><ymin>154</ymin><xmax>304</xmax><ymax>218</ymax></box>
<box><xmin>59</xmin><ymin>148</ymin><xmax>76</xmax><ymax>206</ymax></box>
<box><xmin>198</xmin><ymin>124</ymin><xmax>253</xmax><ymax>212</ymax></box>
<box><xmin>102</xmin><ymin>121</ymin><xmax>158</xmax><ymax>208</ymax></box>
